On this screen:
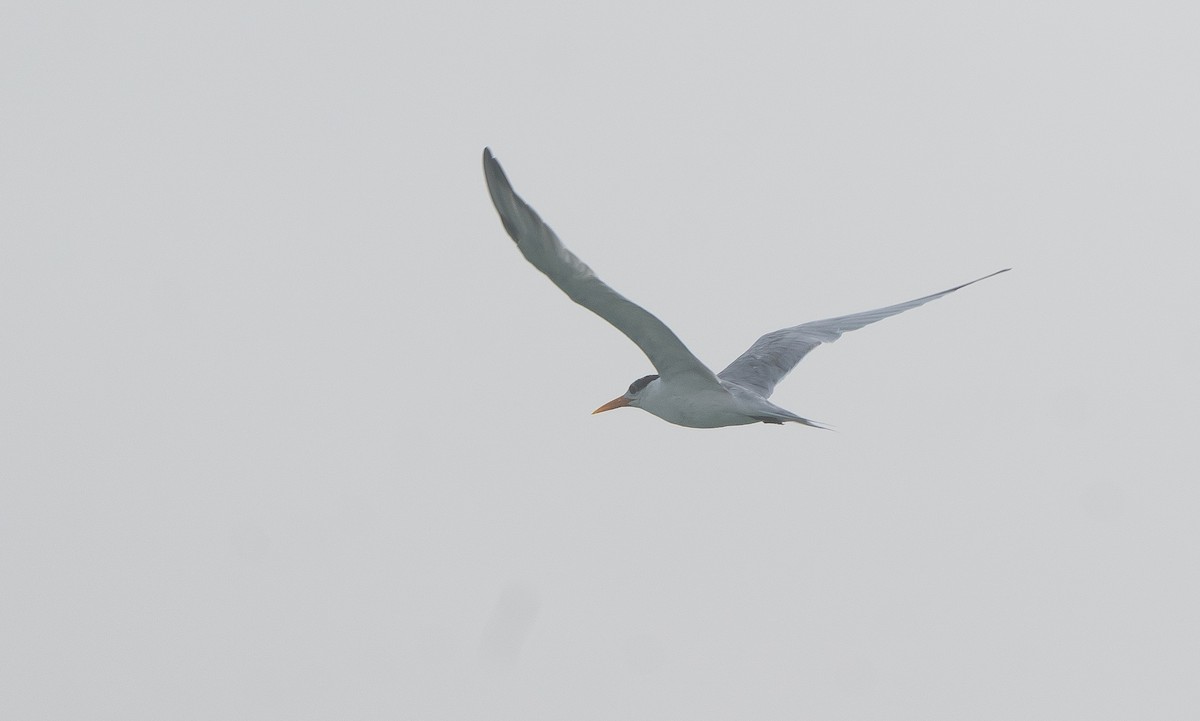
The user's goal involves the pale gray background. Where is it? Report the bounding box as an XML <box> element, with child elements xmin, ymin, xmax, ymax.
<box><xmin>3</xmin><ymin>1</ymin><xmax>1198</xmax><ymax>719</ymax></box>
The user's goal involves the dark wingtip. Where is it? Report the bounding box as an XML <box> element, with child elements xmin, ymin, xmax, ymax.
<box><xmin>948</xmin><ymin>267</ymin><xmax>1012</xmax><ymax>294</ymax></box>
<box><xmin>481</xmin><ymin>148</ymin><xmax>524</xmax><ymax>245</ymax></box>
<box><xmin>979</xmin><ymin>267</ymin><xmax>1012</xmax><ymax>284</ymax></box>
<box><xmin>482</xmin><ymin>147</ymin><xmax>506</xmax><ymax>180</ymax></box>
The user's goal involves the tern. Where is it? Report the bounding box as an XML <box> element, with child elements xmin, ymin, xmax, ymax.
<box><xmin>483</xmin><ymin>148</ymin><xmax>1007</xmax><ymax>429</ymax></box>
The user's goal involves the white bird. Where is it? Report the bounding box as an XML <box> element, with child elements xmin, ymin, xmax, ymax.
<box><xmin>483</xmin><ymin>148</ymin><xmax>1007</xmax><ymax>429</ymax></box>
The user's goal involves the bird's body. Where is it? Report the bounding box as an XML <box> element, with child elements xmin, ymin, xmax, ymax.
<box><xmin>638</xmin><ymin>378</ymin><xmax>771</xmax><ymax>429</ymax></box>
<box><xmin>483</xmin><ymin>148</ymin><xmax>1006</xmax><ymax>429</ymax></box>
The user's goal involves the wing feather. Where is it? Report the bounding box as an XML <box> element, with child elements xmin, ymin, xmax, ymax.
<box><xmin>483</xmin><ymin>149</ymin><xmax>718</xmax><ymax>385</ymax></box>
<box><xmin>719</xmin><ymin>270</ymin><xmax>1009</xmax><ymax>397</ymax></box>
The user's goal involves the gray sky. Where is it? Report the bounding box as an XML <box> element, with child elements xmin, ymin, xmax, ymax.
<box><xmin>3</xmin><ymin>1</ymin><xmax>1198</xmax><ymax>718</ymax></box>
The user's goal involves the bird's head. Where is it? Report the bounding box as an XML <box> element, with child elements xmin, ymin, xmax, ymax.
<box><xmin>592</xmin><ymin>374</ymin><xmax>659</xmax><ymax>415</ymax></box>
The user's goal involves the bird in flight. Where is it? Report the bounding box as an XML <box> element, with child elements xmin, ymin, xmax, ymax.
<box><xmin>483</xmin><ymin>148</ymin><xmax>1007</xmax><ymax>429</ymax></box>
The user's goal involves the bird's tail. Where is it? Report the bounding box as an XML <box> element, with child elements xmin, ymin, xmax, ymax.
<box><xmin>755</xmin><ymin>413</ymin><xmax>834</xmax><ymax>430</ymax></box>
<box><xmin>791</xmin><ymin>416</ymin><xmax>835</xmax><ymax>431</ymax></box>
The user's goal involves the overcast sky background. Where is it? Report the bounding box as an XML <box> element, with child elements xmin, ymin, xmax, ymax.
<box><xmin>3</xmin><ymin>1</ymin><xmax>1198</xmax><ymax>718</ymax></box>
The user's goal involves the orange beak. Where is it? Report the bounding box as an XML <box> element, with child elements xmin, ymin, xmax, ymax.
<box><xmin>591</xmin><ymin>395</ymin><xmax>631</xmax><ymax>414</ymax></box>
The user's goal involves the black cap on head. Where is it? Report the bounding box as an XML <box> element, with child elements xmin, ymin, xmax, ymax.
<box><xmin>627</xmin><ymin>374</ymin><xmax>659</xmax><ymax>395</ymax></box>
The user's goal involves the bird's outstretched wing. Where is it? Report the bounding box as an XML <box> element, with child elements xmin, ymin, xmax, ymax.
<box><xmin>718</xmin><ymin>269</ymin><xmax>1010</xmax><ymax>398</ymax></box>
<box><xmin>483</xmin><ymin>148</ymin><xmax>719</xmax><ymax>386</ymax></box>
